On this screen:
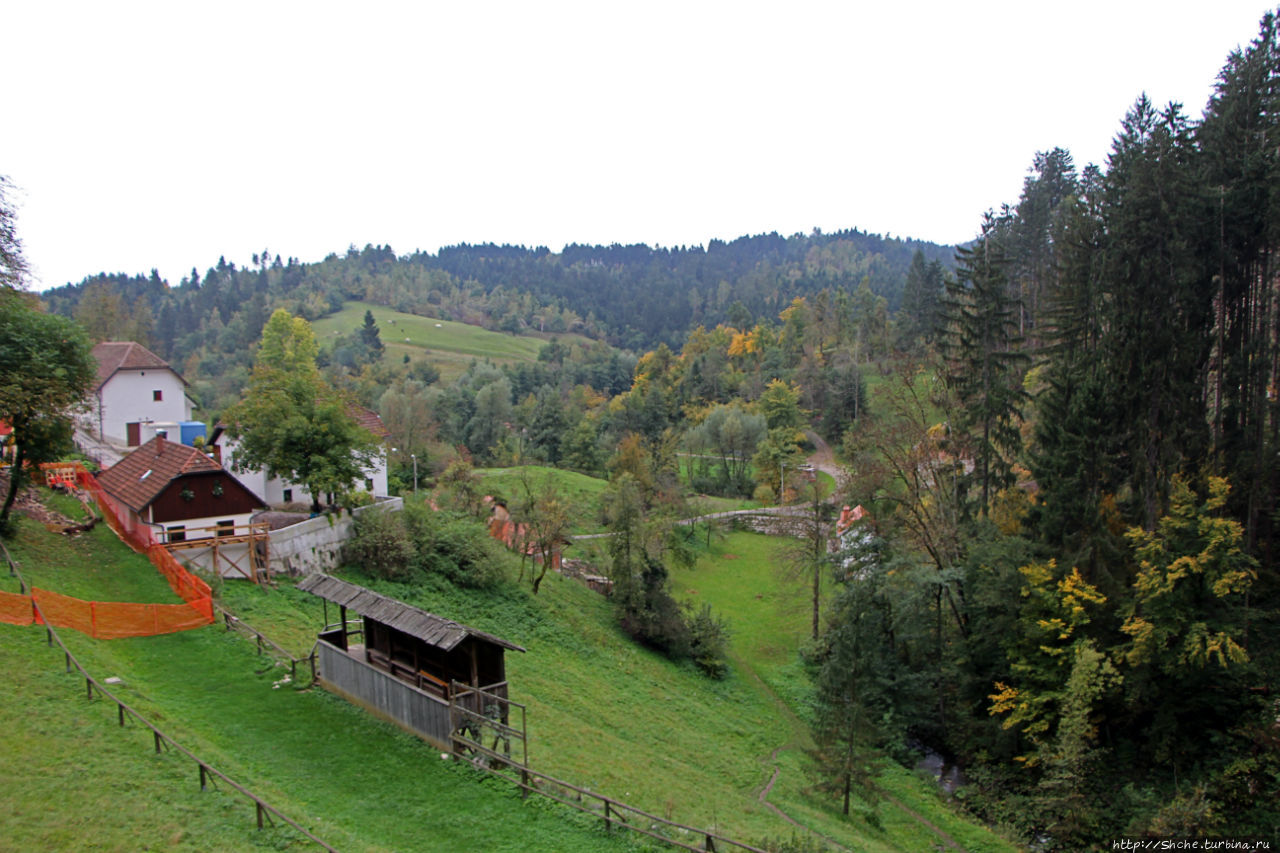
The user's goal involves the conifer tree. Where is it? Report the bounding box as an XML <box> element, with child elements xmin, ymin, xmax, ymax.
<box><xmin>940</xmin><ymin>214</ymin><xmax>1028</xmax><ymax>518</ymax></box>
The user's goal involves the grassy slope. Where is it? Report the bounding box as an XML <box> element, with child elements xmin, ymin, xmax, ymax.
<box><xmin>473</xmin><ymin>465</ymin><xmax>763</xmax><ymax>537</ymax></box>
<box><xmin>223</xmin><ymin>541</ymin><xmax>1016</xmax><ymax>852</ymax></box>
<box><xmin>668</xmin><ymin>532</ymin><xmax>1016</xmax><ymax>853</ymax></box>
<box><xmin>4</xmin><ymin>485</ymin><xmax>1014</xmax><ymax>853</ymax></box>
<box><xmin>1</xmin><ymin>511</ymin><xmax>638</xmax><ymax>853</ymax></box>
<box><xmin>313</xmin><ymin>302</ymin><xmax>594</xmax><ymax>384</ymax></box>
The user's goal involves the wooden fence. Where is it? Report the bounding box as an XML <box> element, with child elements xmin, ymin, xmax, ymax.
<box><xmin>0</xmin><ymin>540</ymin><xmax>338</xmax><ymax>851</ymax></box>
<box><xmin>446</xmin><ymin>681</ymin><xmax>767</xmax><ymax>853</ymax></box>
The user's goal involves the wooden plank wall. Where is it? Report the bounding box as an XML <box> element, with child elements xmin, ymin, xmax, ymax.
<box><xmin>316</xmin><ymin>640</ymin><xmax>452</xmax><ymax>748</ymax></box>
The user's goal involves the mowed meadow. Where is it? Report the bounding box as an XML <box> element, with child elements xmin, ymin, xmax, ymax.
<box><xmin>312</xmin><ymin>301</ymin><xmax>595</xmax><ymax>384</ymax></box>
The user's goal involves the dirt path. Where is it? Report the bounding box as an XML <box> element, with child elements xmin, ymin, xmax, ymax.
<box><xmin>734</xmin><ymin>649</ymin><xmax>969</xmax><ymax>853</ymax></box>
<box><xmin>804</xmin><ymin>430</ymin><xmax>843</xmax><ymax>485</ymax></box>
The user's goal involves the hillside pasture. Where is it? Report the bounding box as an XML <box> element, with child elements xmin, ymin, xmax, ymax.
<box><xmin>313</xmin><ymin>301</ymin><xmax>595</xmax><ymax>384</ymax></box>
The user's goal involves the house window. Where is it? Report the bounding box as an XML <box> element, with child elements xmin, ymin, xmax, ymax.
<box><xmin>282</xmin><ymin>488</ymin><xmax>293</xmax><ymax>502</ymax></box>
<box><xmin>167</xmin><ymin>525</ymin><xmax>185</xmax><ymax>543</ymax></box>
<box><xmin>153</xmin><ymin>390</ymin><xmax>163</xmax><ymax>401</ymax></box>
<box><xmin>365</xmin><ymin>478</ymin><xmax>374</xmax><ymax>492</ymax></box>
<box><xmin>216</xmin><ymin>520</ymin><xmax>235</xmax><ymax>537</ymax></box>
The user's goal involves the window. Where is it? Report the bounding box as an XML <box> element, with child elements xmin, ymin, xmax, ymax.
<box><xmin>365</xmin><ymin>478</ymin><xmax>374</xmax><ymax>492</ymax></box>
<box><xmin>282</xmin><ymin>488</ymin><xmax>293</xmax><ymax>502</ymax></box>
<box><xmin>167</xmin><ymin>525</ymin><xmax>185</xmax><ymax>543</ymax></box>
<box><xmin>153</xmin><ymin>390</ymin><xmax>163</xmax><ymax>401</ymax></box>
<box><xmin>216</xmin><ymin>519</ymin><xmax>235</xmax><ymax>537</ymax></box>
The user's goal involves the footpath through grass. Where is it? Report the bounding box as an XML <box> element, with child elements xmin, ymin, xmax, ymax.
<box><xmin>668</xmin><ymin>532</ymin><xmax>1018</xmax><ymax>853</ymax></box>
<box><xmin>221</xmin><ymin>531</ymin><xmax>1016</xmax><ymax>852</ymax></box>
<box><xmin>2</xmin><ymin>509</ymin><xmax>641</xmax><ymax>853</ymax></box>
<box><xmin>4</xmin><ymin>481</ymin><xmax>1015</xmax><ymax>852</ymax></box>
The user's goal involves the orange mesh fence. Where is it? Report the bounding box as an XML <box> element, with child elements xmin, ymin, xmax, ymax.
<box><xmin>0</xmin><ymin>467</ymin><xmax>218</xmax><ymax>639</ymax></box>
<box><xmin>77</xmin><ymin>469</ymin><xmax>212</xmax><ymax>604</ymax></box>
<box><xmin>149</xmin><ymin>545</ymin><xmax>212</xmax><ymax>605</ymax></box>
<box><xmin>0</xmin><ymin>590</ymin><xmax>35</xmax><ymax>626</ymax></box>
<box><xmin>29</xmin><ymin>588</ymin><xmax>212</xmax><ymax>640</ymax></box>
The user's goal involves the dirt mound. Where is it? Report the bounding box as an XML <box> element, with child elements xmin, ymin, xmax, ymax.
<box><xmin>0</xmin><ymin>470</ymin><xmax>91</xmax><ymax>529</ymax></box>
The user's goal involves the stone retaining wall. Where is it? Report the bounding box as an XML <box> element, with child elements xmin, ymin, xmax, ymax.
<box><xmin>266</xmin><ymin>498</ymin><xmax>403</xmax><ymax>576</ymax></box>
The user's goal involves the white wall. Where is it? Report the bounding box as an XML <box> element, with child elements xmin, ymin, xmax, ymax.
<box><xmin>217</xmin><ymin>435</ymin><xmax>389</xmax><ymax>505</ymax></box>
<box><xmin>154</xmin><ymin>510</ymin><xmax>259</xmax><ymax>543</ymax></box>
<box><xmin>156</xmin><ymin>510</ymin><xmax>261</xmax><ymax>580</ymax></box>
<box><xmin>93</xmin><ymin>370</ymin><xmax>193</xmax><ymax>444</ymax></box>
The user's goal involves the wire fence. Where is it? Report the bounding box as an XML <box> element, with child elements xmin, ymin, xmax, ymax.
<box><xmin>0</xmin><ymin>538</ymin><xmax>339</xmax><ymax>852</ymax></box>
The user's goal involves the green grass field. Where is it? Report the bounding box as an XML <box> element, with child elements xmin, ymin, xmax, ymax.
<box><xmin>2</xmin><ymin>486</ymin><xmax>1017</xmax><ymax>853</ymax></box>
<box><xmin>474</xmin><ymin>465</ymin><xmax>611</xmax><ymax>535</ymax></box>
<box><xmin>313</xmin><ymin>301</ymin><xmax>595</xmax><ymax>384</ymax></box>
<box><xmin>1</xmin><ymin>511</ymin><xmax>638</xmax><ymax>853</ymax></box>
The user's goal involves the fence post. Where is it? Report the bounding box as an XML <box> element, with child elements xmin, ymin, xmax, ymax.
<box><xmin>46</xmin><ymin>627</ymin><xmax>52</xmax><ymax>646</ymax></box>
<box><xmin>199</xmin><ymin>764</ymin><xmax>207</xmax><ymax>791</ymax></box>
<box><xmin>705</xmin><ymin>833</ymin><xmax>717</xmax><ymax>852</ymax></box>
<box><xmin>64</xmin><ymin>651</ymin><xmax>71</xmax><ymax>673</ymax></box>
<box><xmin>118</xmin><ymin>703</ymin><xmax>125</xmax><ymax>727</ymax></box>
<box><xmin>154</xmin><ymin>731</ymin><xmax>163</xmax><ymax>753</ymax></box>
<box><xmin>256</xmin><ymin>802</ymin><xmax>265</xmax><ymax>830</ymax></box>
<box><xmin>85</xmin><ymin>677</ymin><xmax>93</xmax><ymax>700</ymax></box>
<box><xmin>604</xmin><ymin>800</ymin><xmax>611</xmax><ymax>832</ymax></box>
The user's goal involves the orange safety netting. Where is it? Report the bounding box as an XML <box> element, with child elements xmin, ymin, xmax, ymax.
<box><xmin>29</xmin><ymin>588</ymin><xmax>211</xmax><ymax>639</ymax></box>
<box><xmin>0</xmin><ymin>590</ymin><xmax>35</xmax><ymax>626</ymax></box>
<box><xmin>0</xmin><ymin>468</ymin><xmax>217</xmax><ymax>640</ymax></box>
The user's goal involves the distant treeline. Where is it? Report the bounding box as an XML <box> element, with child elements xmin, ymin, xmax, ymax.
<box><xmin>41</xmin><ymin>227</ymin><xmax>953</xmax><ymax>359</ymax></box>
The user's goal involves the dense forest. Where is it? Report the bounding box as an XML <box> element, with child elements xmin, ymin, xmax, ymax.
<box><xmin>23</xmin><ymin>9</ymin><xmax>1280</xmax><ymax>847</ymax></box>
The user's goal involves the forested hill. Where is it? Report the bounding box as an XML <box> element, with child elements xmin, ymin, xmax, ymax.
<box><xmin>419</xmin><ymin>229</ymin><xmax>954</xmax><ymax>348</ymax></box>
<box><xmin>40</xmin><ymin>227</ymin><xmax>955</xmax><ymax>356</ymax></box>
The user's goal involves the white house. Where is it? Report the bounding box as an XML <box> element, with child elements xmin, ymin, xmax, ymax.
<box><xmin>89</xmin><ymin>342</ymin><xmax>197</xmax><ymax>446</ymax></box>
<box><xmin>210</xmin><ymin>404</ymin><xmax>391</xmax><ymax>506</ymax></box>
<box><xmin>96</xmin><ymin>434</ymin><xmax>269</xmax><ymax>579</ymax></box>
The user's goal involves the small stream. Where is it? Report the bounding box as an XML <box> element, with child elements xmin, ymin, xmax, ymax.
<box><xmin>915</xmin><ymin>749</ymin><xmax>968</xmax><ymax>795</ymax></box>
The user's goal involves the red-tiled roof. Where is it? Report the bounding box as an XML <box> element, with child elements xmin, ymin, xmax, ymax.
<box><xmin>97</xmin><ymin>435</ymin><xmax>224</xmax><ymax>513</ymax></box>
<box><xmin>348</xmin><ymin>404</ymin><xmax>391</xmax><ymax>439</ymax></box>
<box><xmin>91</xmin><ymin>341</ymin><xmax>185</xmax><ymax>391</ymax></box>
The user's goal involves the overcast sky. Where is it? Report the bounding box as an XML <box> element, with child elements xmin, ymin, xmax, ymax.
<box><xmin>5</xmin><ymin>1</ymin><xmax>1275</xmax><ymax>291</ymax></box>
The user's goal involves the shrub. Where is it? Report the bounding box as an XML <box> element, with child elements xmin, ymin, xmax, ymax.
<box><xmin>402</xmin><ymin>503</ymin><xmax>506</xmax><ymax>589</ymax></box>
<box><xmin>684</xmin><ymin>602</ymin><xmax>730</xmax><ymax>678</ymax></box>
<box><xmin>345</xmin><ymin>507</ymin><xmax>414</xmax><ymax>580</ymax></box>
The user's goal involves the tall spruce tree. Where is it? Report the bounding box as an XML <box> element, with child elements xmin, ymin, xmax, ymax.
<box><xmin>941</xmin><ymin>214</ymin><xmax>1029</xmax><ymax>518</ymax></box>
<box><xmin>1197</xmin><ymin>11</ymin><xmax>1280</xmax><ymax>559</ymax></box>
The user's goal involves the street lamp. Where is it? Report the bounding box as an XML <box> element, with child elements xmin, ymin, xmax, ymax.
<box><xmin>411</xmin><ymin>453</ymin><xmax>418</xmax><ymax>494</ymax></box>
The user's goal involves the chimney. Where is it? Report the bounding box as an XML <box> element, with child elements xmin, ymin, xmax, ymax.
<box><xmin>155</xmin><ymin>430</ymin><xmax>167</xmax><ymax>455</ymax></box>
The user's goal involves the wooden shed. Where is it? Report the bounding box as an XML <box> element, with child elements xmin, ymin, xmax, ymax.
<box><xmin>298</xmin><ymin>574</ymin><xmax>524</xmax><ymax>750</ymax></box>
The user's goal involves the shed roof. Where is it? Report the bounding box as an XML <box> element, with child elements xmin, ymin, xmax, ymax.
<box><xmin>97</xmin><ymin>435</ymin><xmax>264</xmax><ymax>514</ymax></box>
<box><xmin>297</xmin><ymin>574</ymin><xmax>525</xmax><ymax>653</ymax></box>
<box><xmin>92</xmin><ymin>341</ymin><xmax>187</xmax><ymax>391</ymax></box>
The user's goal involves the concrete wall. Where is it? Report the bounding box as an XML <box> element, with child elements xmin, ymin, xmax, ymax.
<box><xmin>266</xmin><ymin>497</ymin><xmax>403</xmax><ymax>576</ymax></box>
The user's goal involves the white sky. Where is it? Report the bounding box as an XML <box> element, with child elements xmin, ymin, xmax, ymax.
<box><xmin>5</xmin><ymin>1</ymin><xmax>1275</xmax><ymax>291</ymax></box>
